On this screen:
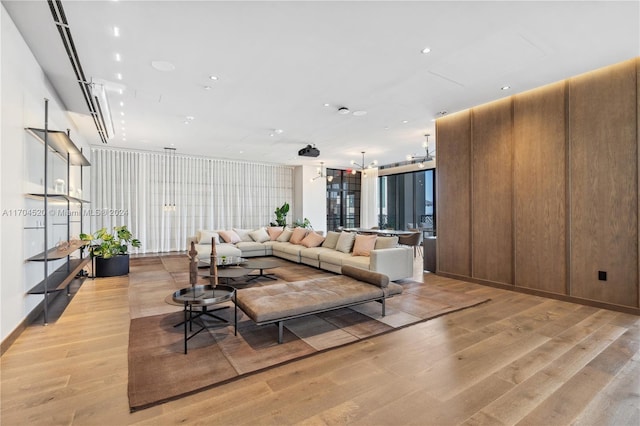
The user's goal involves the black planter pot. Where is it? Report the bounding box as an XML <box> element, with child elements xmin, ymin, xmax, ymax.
<box><xmin>95</xmin><ymin>254</ymin><xmax>130</xmax><ymax>277</ymax></box>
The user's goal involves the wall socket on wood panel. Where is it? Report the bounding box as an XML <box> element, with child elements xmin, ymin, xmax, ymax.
<box><xmin>598</xmin><ymin>271</ymin><xmax>607</xmax><ymax>281</ymax></box>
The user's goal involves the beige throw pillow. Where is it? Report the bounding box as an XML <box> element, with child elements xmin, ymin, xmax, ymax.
<box><xmin>374</xmin><ymin>236</ymin><xmax>398</xmax><ymax>249</ymax></box>
<box><xmin>335</xmin><ymin>231</ymin><xmax>356</xmax><ymax>253</ymax></box>
<box><xmin>300</xmin><ymin>232</ymin><xmax>325</xmax><ymax>248</ymax></box>
<box><xmin>322</xmin><ymin>231</ymin><xmax>341</xmax><ymax>249</ymax></box>
<box><xmin>198</xmin><ymin>230</ymin><xmax>220</xmax><ymax>244</ymax></box>
<box><xmin>276</xmin><ymin>228</ymin><xmax>293</xmax><ymax>242</ymax></box>
<box><xmin>352</xmin><ymin>234</ymin><xmax>377</xmax><ymax>256</ymax></box>
<box><xmin>248</xmin><ymin>227</ymin><xmax>270</xmax><ymax>243</ymax></box>
<box><xmin>233</xmin><ymin>228</ymin><xmax>254</xmax><ymax>242</ymax></box>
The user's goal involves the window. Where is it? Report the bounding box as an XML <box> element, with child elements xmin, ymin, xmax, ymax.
<box><xmin>378</xmin><ymin>168</ymin><xmax>435</xmax><ymax>234</ymax></box>
<box><xmin>326</xmin><ymin>169</ymin><xmax>361</xmax><ymax>230</ymax></box>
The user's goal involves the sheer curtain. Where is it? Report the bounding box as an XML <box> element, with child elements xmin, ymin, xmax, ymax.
<box><xmin>360</xmin><ymin>167</ymin><xmax>379</xmax><ymax>228</ymax></box>
<box><xmin>89</xmin><ymin>147</ymin><xmax>293</xmax><ymax>253</ymax></box>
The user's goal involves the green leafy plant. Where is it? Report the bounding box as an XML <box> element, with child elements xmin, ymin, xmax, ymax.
<box><xmin>80</xmin><ymin>225</ymin><xmax>141</xmax><ymax>258</ymax></box>
<box><xmin>293</xmin><ymin>218</ymin><xmax>312</xmax><ymax>229</ymax></box>
<box><xmin>271</xmin><ymin>202</ymin><xmax>290</xmax><ymax>227</ymax></box>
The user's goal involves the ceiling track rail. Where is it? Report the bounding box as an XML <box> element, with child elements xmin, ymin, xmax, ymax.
<box><xmin>47</xmin><ymin>0</ymin><xmax>108</xmax><ymax>144</ymax></box>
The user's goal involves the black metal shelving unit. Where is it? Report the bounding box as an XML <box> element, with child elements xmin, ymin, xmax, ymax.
<box><xmin>25</xmin><ymin>99</ymin><xmax>91</xmax><ymax>324</ymax></box>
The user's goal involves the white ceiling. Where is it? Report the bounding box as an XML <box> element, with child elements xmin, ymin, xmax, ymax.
<box><xmin>3</xmin><ymin>0</ymin><xmax>639</xmax><ymax>168</ymax></box>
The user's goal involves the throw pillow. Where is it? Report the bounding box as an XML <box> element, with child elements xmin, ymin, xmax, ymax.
<box><xmin>289</xmin><ymin>227</ymin><xmax>308</xmax><ymax>245</ymax></box>
<box><xmin>267</xmin><ymin>226</ymin><xmax>284</xmax><ymax>241</ymax></box>
<box><xmin>218</xmin><ymin>230</ymin><xmax>241</xmax><ymax>244</ymax></box>
<box><xmin>233</xmin><ymin>228</ymin><xmax>254</xmax><ymax>242</ymax></box>
<box><xmin>374</xmin><ymin>236</ymin><xmax>398</xmax><ymax>249</ymax></box>
<box><xmin>322</xmin><ymin>231</ymin><xmax>341</xmax><ymax>249</ymax></box>
<box><xmin>276</xmin><ymin>228</ymin><xmax>293</xmax><ymax>242</ymax></box>
<box><xmin>300</xmin><ymin>232</ymin><xmax>325</xmax><ymax>248</ymax></box>
<box><xmin>249</xmin><ymin>227</ymin><xmax>270</xmax><ymax>243</ymax></box>
<box><xmin>352</xmin><ymin>234</ymin><xmax>377</xmax><ymax>256</ymax></box>
<box><xmin>335</xmin><ymin>231</ymin><xmax>356</xmax><ymax>253</ymax></box>
<box><xmin>198</xmin><ymin>230</ymin><xmax>219</xmax><ymax>245</ymax></box>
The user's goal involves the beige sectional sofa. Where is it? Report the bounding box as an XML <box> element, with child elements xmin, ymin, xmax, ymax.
<box><xmin>188</xmin><ymin>227</ymin><xmax>414</xmax><ymax>281</ymax></box>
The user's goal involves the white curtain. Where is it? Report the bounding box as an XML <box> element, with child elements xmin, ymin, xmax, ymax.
<box><xmin>89</xmin><ymin>147</ymin><xmax>293</xmax><ymax>253</ymax></box>
<box><xmin>360</xmin><ymin>167</ymin><xmax>379</xmax><ymax>228</ymax></box>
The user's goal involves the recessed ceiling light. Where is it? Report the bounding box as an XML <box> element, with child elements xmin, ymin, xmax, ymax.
<box><xmin>274</xmin><ymin>128</ymin><xmax>284</xmax><ymax>134</ymax></box>
<box><xmin>353</xmin><ymin>110</ymin><xmax>367</xmax><ymax>116</ymax></box>
<box><xmin>118</xmin><ymin>88</ymin><xmax>123</xmax><ymax>95</ymax></box>
<box><xmin>122</xmin><ymin>137</ymin><xmax>126</xmax><ymax>141</ymax></box>
<box><xmin>120</xmin><ymin>111</ymin><xmax>125</xmax><ymax>116</ymax></box>
<box><xmin>209</xmin><ymin>75</ymin><xmax>219</xmax><ymax>81</ymax></box>
<box><xmin>323</xmin><ymin>103</ymin><xmax>330</xmax><ymax>107</ymax></box>
<box><xmin>115</xmin><ymin>53</ymin><xmax>121</xmax><ymax>62</ymax></box>
<box><xmin>186</xmin><ymin>116</ymin><xmax>195</xmax><ymax>121</ymax></box>
<box><xmin>421</xmin><ymin>47</ymin><xmax>431</xmax><ymax>54</ymax></box>
<box><xmin>116</xmin><ymin>73</ymin><xmax>122</xmax><ymax>80</ymax></box>
<box><xmin>151</xmin><ymin>60</ymin><xmax>176</xmax><ymax>72</ymax></box>
<box><xmin>402</xmin><ymin>120</ymin><xmax>409</xmax><ymax>124</ymax></box>
<box><xmin>184</xmin><ymin>121</ymin><xmax>190</xmax><ymax>125</ymax></box>
<box><xmin>338</xmin><ymin>107</ymin><xmax>350</xmax><ymax>115</ymax></box>
<box><xmin>501</xmin><ymin>85</ymin><xmax>511</xmax><ymax>90</ymax></box>
<box><xmin>119</xmin><ymin>101</ymin><xmax>124</xmax><ymax>107</ymax></box>
<box><xmin>113</xmin><ymin>26</ymin><xmax>120</xmax><ymax>37</ymax></box>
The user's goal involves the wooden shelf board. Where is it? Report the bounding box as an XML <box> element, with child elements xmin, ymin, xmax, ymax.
<box><xmin>27</xmin><ymin>258</ymin><xmax>90</xmax><ymax>294</ymax></box>
<box><xmin>28</xmin><ymin>241</ymin><xmax>87</xmax><ymax>261</ymax></box>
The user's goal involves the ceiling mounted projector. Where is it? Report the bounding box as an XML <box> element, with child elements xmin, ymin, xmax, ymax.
<box><xmin>298</xmin><ymin>144</ymin><xmax>320</xmax><ymax>157</ymax></box>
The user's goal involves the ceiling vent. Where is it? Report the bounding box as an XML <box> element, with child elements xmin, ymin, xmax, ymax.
<box><xmin>89</xmin><ymin>82</ymin><xmax>115</xmax><ymax>141</ymax></box>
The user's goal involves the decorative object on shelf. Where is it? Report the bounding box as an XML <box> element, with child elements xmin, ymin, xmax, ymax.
<box><xmin>54</xmin><ymin>178</ymin><xmax>66</xmax><ymax>193</ymax></box>
<box><xmin>80</xmin><ymin>226</ymin><xmax>141</xmax><ymax>277</ymax></box>
<box><xmin>163</xmin><ymin>147</ymin><xmax>177</xmax><ymax>212</ymax></box>
<box><xmin>350</xmin><ymin>151</ymin><xmax>378</xmax><ymax>176</ymax></box>
<box><xmin>310</xmin><ymin>162</ymin><xmax>333</xmax><ymax>182</ymax></box>
<box><xmin>406</xmin><ymin>134</ymin><xmax>436</xmax><ymax>168</ymax></box>
<box><xmin>270</xmin><ymin>202</ymin><xmax>290</xmax><ymax>227</ymax></box>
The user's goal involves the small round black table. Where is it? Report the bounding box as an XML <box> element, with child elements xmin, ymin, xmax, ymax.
<box><xmin>172</xmin><ymin>284</ymin><xmax>237</xmax><ymax>354</ymax></box>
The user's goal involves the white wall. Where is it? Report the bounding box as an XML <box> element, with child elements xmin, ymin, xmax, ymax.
<box><xmin>1</xmin><ymin>5</ymin><xmax>89</xmax><ymax>342</ymax></box>
<box><xmin>293</xmin><ymin>165</ymin><xmax>327</xmax><ymax>234</ymax></box>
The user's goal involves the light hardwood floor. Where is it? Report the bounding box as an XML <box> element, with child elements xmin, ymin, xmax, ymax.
<box><xmin>1</xmin><ymin>256</ymin><xmax>638</xmax><ymax>425</ymax></box>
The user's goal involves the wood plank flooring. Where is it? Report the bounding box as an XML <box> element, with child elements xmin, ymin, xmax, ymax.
<box><xmin>1</xmin><ymin>255</ymin><xmax>638</xmax><ymax>425</ymax></box>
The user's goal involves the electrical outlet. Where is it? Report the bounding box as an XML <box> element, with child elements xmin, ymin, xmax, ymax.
<box><xmin>598</xmin><ymin>271</ymin><xmax>607</xmax><ymax>281</ymax></box>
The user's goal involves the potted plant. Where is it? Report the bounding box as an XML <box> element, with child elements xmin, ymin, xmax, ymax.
<box><xmin>80</xmin><ymin>225</ymin><xmax>141</xmax><ymax>277</ymax></box>
<box><xmin>270</xmin><ymin>202</ymin><xmax>290</xmax><ymax>227</ymax></box>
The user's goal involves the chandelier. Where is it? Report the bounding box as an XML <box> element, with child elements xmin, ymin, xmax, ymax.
<box><xmin>163</xmin><ymin>147</ymin><xmax>177</xmax><ymax>212</ymax></box>
<box><xmin>350</xmin><ymin>151</ymin><xmax>378</xmax><ymax>177</ymax></box>
<box><xmin>310</xmin><ymin>162</ymin><xmax>334</xmax><ymax>182</ymax></box>
<box><xmin>406</xmin><ymin>134</ymin><xmax>435</xmax><ymax>168</ymax></box>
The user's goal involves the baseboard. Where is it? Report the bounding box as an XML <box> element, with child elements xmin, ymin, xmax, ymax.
<box><xmin>436</xmin><ymin>271</ymin><xmax>640</xmax><ymax>316</ymax></box>
<box><xmin>0</xmin><ymin>298</ymin><xmax>47</xmax><ymax>356</ymax></box>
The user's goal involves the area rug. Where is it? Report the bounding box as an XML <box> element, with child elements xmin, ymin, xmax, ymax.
<box><xmin>127</xmin><ymin>277</ymin><xmax>490</xmax><ymax>411</ymax></box>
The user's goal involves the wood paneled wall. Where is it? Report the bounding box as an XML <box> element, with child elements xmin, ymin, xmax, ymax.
<box><xmin>436</xmin><ymin>58</ymin><xmax>640</xmax><ymax>312</ymax></box>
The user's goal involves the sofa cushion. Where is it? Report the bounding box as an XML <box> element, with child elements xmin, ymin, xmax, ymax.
<box><xmin>299</xmin><ymin>246</ymin><xmax>336</xmax><ymax>260</ymax></box>
<box><xmin>289</xmin><ymin>227</ymin><xmax>308</xmax><ymax>245</ymax></box>
<box><xmin>300</xmin><ymin>231</ymin><xmax>325</xmax><ymax>248</ymax></box>
<box><xmin>235</xmin><ymin>275</ymin><xmax>385</xmax><ymax>323</ymax></box>
<box><xmin>374</xmin><ymin>236</ymin><xmax>398</xmax><ymax>249</ymax></box>
<box><xmin>342</xmin><ymin>255</ymin><xmax>371</xmax><ymax>270</ymax></box>
<box><xmin>198</xmin><ymin>230</ymin><xmax>220</xmax><ymax>245</ymax></box>
<box><xmin>249</xmin><ymin>227</ymin><xmax>270</xmax><ymax>243</ymax></box>
<box><xmin>352</xmin><ymin>234</ymin><xmax>377</xmax><ymax>256</ymax></box>
<box><xmin>322</xmin><ymin>231</ymin><xmax>341</xmax><ymax>249</ymax></box>
<box><xmin>342</xmin><ymin>265</ymin><xmax>389</xmax><ymax>288</ymax></box>
<box><xmin>218</xmin><ymin>230</ymin><xmax>241</xmax><ymax>244</ymax></box>
<box><xmin>280</xmin><ymin>243</ymin><xmax>305</xmax><ymax>256</ymax></box>
<box><xmin>277</xmin><ymin>228</ymin><xmax>293</xmax><ymax>242</ymax></box>
<box><xmin>318</xmin><ymin>250</ymin><xmax>352</xmax><ymax>265</ymax></box>
<box><xmin>233</xmin><ymin>228</ymin><xmax>254</xmax><ymax>242</ymax></box>
<box><xmin>267</xmin><ymin>226</ymin><xmax>284</xmax><ymax>241</ymax></box>
<box><xmin>335</xmin><ymin>231</ymin><xmax>356</xmax><ymax>253</ymax></box>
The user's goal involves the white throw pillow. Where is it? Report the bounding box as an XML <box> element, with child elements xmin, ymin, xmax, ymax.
<box><xmin>198</xmin><ymin>230</ymin><xmax>220</xmax><ymax>245</ymax></box>
<box><xmin>233</xmin><ymin>228</ymin><xmax>254</xmax><ymax>242</ymax></box>
<box><xmin>249</xmin><ymin>227</ymin><xmax>270</xmax><ymax>243</ymax></box>
<box><xmin>335</xmin><ymin>231</ymin><xmax>356</xmax><ymax>253</ymax></box>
